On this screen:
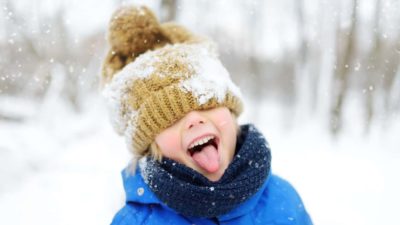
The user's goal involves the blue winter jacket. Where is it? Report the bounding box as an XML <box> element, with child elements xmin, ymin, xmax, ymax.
<box><xmin>111</xmin><ymin>168</ymin><xmax>312</xmax><ymax>225</ymax></box>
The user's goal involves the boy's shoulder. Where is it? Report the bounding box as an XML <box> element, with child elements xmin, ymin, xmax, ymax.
<box><xmin>111</xmin><ymin>202</ymin><xmax>156</xmax><ymax>225</ymax></box>
<box><xmin>266</xmin><ymin>174</ymin><xmax>303</xmax><ymax>201</ymax></box>
<box><xmin>111</xmin><ymin>202</ymin><xmax>191</xmax><ymax>225</ymax></box>
<box><xmin>110</xmin><ymin>204</ymin><xmax>142</xmax><ymax>225</ymax></box>
<box><xmin>261</xmin><ymin>174</ymin><xmax>312</xmax><ymax>224</ymax></box>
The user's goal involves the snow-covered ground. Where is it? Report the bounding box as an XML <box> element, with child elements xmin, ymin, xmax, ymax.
<box><xmin>0</xmin><ymin>96</ymin><xmax>399</xmax><ymax>225</ymax></box>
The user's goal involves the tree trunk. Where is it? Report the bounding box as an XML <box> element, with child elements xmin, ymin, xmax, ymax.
<box><xmin>330</xmin><ymin>0</ymin><xmax>358</xmax><ymax>135</ymax></box>
<box><xmin>161</xmin><ymin>0</ymin><xmax>178</xmax><ymax>22</ymax></box>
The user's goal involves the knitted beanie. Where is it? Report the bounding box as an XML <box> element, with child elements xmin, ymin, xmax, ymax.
<box><xmin>101</xmin><ymin>5</ymin><xmax>243</xmax><ymax>158</ymax></box>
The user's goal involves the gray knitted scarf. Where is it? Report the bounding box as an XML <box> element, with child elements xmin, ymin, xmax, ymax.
<box><xmin>140</xmin><ymin>124</ymin><xmax>271</xmax><ymax>218</ymax></box>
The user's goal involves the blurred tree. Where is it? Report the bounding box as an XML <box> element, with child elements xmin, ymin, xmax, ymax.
<box><xmin>161</xmin><ymin>0</ymin><xmax>178</xmax><ymax>22</ymax></box>
<box><xmin>0</xmin><ymin>0</ymin><xmax>104</xmax><ymax>117</ymax></box>
<box><xmin>330</xmin><ymin>0</ymin><xmax>358</xmax><ymax>135</ymax></box>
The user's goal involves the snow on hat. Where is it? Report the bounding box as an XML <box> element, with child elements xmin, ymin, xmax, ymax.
<box><xmin>101</xmin><ymin>5</ymin><xmax>243</xmax><ymax>158</ymax></box>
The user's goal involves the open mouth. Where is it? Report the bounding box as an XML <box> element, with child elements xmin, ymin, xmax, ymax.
<box><xmin>187</xmin><ymin>135</ymin><xmax>218</xmax><ymax>156</ymax></box>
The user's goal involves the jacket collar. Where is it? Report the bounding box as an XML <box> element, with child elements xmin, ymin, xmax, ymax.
<box><xmin>123</xmin><ymin>168</ymin><xmax>160</xmax><ymax>204</ymax></box>
<box><xmin>122</xmin><ymin>167</ymin><xmax>271</xmax><ymax>220</ymax></box>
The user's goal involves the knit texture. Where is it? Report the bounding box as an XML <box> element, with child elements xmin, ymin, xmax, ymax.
<box><xmin>101</xmin><ymin>5</ymin><xmax>243</xmax><ymax>157</ymax></box>
<box><xmin>139</xmin><ymin>124</ymin><xmax>271</xmax><ymax>218</ymax></box>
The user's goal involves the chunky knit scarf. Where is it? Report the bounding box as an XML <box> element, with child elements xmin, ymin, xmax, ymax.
<box><xmin>139</xmin><ymin>124</ymin><xmax>271</xmax><ymax>218</ymax></box>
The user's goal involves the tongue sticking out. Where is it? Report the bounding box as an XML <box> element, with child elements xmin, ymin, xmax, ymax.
<box><xmin>192</xmin><ymin>145</ymin><xmax>220</xmax><ymax>173</ymax></box>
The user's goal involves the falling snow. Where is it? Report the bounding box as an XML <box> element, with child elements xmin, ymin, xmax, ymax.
<box><xmin>1</xmin><ymin>1</ymin><xmax>400</xmax><ymax>225</ymax></box>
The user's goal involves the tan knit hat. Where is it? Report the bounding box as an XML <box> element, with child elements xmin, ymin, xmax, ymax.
<box><xmin>102</xmin><ymin>5</ymin><xmax>243</xmax><ymax>158</ymax></box>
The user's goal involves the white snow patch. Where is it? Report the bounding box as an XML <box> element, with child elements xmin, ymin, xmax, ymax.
<box><xmin>180</xmin><ymin>57</ymin><xmax>242</xmax><ymax>105</ymax></box>
<box><xmin>138</xmin><ymin>157</ymin><xmax>149</xmax><ymax>180</ymax></box>
<box><xmin>138</xmin><ymin>157</ymin><xmax>157</xmax><ymax>187</ymax></box>
<box><xmin>101</xmin><ymin>50</ymin><xmax>163</xmax><ymax>135</ymax></box>
<box><xmin>102</xmin><ymin>82</ymin><xmax>126</xmax><ymax>135</ymax></box>
<box><xmin>117</xmin><ymin>52</ymin><xmax>158</xmax><ymax>79</ymax></box>
<box><xmin>0</xmin><ymin>96</ymin><xmax>37</xmax><ymax>120</ymax></box>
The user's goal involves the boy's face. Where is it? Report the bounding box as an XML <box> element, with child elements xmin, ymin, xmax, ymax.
<box><xmin>155</xmin><ymin>107</ymin><xmax>237</xmax><ymax>182</ymax></box>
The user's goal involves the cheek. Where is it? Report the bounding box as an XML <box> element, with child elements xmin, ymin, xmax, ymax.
<box><xmin>155</xmin><ymin>129</ymin><xmax>181</xmax><ymax>158</ymax></box>
<box><xmin>212</xmin><ymin>108</ymin><xmax>236</xmax><ymax>131</ymax></box>
<box><xmin>211</xmin><ymin>108</ymin><xmax>237</xmax><ymax>148</ymax></box>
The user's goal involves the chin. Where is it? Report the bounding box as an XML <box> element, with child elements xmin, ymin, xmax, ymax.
<box><xmin>205</xmin><ymin>173</ymin><xmax>222</xmax><ymax>182</ymax></box>
<box><xmin>204</xmin><ymin>165</ymin><xmax>226</xmax><ymax>182</ymax></box>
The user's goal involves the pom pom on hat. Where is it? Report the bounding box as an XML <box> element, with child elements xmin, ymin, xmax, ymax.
<box><xmin>101</xmin><ymin>5</ymin><xmax>243</xmax><ymax>158</ymax></box>
<box><xmin>102</xmin><ymin>5</ymin><xmax>201</xmax><ymax>84</ymax></box>
<box><xmin>108</xmin><ymin>6</ymin><xmax>162</xmax><ymax>55</ymax></box>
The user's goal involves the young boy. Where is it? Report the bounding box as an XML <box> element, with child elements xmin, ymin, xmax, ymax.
<box><xmin>102</xmin><ymin>5</ymin><xmax>312</xmax><ymax>225</ymax></box>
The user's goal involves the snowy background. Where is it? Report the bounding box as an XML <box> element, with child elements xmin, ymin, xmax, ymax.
<box><xmin>1</xmin><ymin>0</ymin><xmax>400</xmax><ymax>224</ymax></box>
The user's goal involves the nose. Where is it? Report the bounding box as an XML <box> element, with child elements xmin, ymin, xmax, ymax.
<box><xmin>184</xmin><ymin>111</ymin><xmax>206</xmax><ymax>130</ymax></box>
